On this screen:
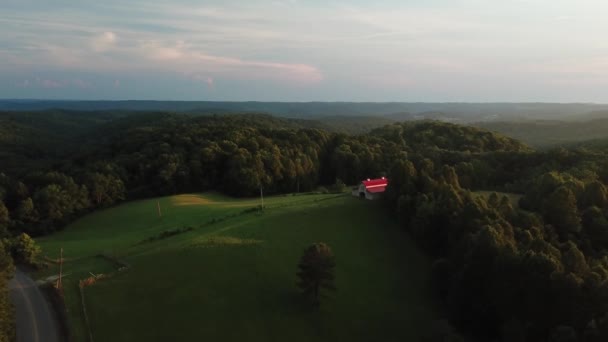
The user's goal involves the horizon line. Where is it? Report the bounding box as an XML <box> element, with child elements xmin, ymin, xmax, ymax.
<box><xmin>1</xmin><ymin>98</ymin><xmax>607</xmax><ymax>105</ymax></box>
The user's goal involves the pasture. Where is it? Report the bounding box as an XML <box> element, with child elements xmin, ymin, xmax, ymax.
<box><xmin>37</xmin><ymin>193</ymin><xmax>435</xmax><ymax>341</ymax></box>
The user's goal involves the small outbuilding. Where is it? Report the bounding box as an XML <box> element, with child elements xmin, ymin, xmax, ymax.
<box><xmin>352</xmin><ymin>177</ymin><xmax>389</xmax><ymax>200</ymax></box>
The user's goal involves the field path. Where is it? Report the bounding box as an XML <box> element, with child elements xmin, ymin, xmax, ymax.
<box><xmin>9</xmin><ymin>269</ymin><xmax>59</xmax><ymax>342</ymax></box>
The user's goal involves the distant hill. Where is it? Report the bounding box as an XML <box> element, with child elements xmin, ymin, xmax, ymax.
<box><xmin>565</xmin><ymin>110</ymin><xmax>608</xmax><ymax>121</ymax></box>
<box><xmin>371</xmin><ymin>121</ymin><xmax>529</xmax><ymax>153</ymax></box>
<box><xmin>312</xmin><ymin>115</ymin><xmax>395</xmax><ymax>134</ymax></box>
<box><xmin>475</xmin><ymin>118</ymin><xmax>608</xmax><ymax>148</ymax></box>
<box><xmin>3</xmin><ymin>100</ymin><xmax>608</xmax><ymax>122</ymax></box>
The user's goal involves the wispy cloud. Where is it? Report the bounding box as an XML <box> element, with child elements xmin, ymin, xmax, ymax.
<box><xmin>37</xmin><ymin>78</ymin><xmax>62</xmax><ymax>89</ymax></box>
<box><xmin>71</xmin><ymin>79</ymin><xmax>93</xmax><ymax>89</ymax></box>
<box><xmin>1</xmin><ymin>2</ymin><xmax>325</xmax><ymax>85</ymax></box>
<box><xmin>13</xmin><ymin>77</ymin><xmax>94</xmax><ymax>89</ymax></box>
<box><xmin>92</xmin><ymin>31</ymin><xmax>116</xmax><ymax>52</ymax></box>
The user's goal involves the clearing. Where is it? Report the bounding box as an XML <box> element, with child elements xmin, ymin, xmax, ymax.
<box><xmin>36</xmin><ymin>192</ymin><xmax>434</xmax><ymax>342</ymax></box>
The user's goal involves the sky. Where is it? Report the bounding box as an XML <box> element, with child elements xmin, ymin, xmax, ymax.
<box><xmin>1</xmin><ymin>0</ymin><xmax>608</xmax><ymax>102</ymax></box>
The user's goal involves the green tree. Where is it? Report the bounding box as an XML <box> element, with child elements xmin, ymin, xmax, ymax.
<box><xmin>549</xmin><ymin>326</ymin><xmax>578</xmax><ymax>342</ymax></box>
<box><xmin>543</xmin><ymin>187</ymin><xmax>582</xmax><ymax>237</ymax></box>
<box><xmin>0</xmin><ymin>201</ymin><xmax>8</xmax><ymax>238</ymax></box>
<box><xmin>11</xmin><ymin>233</ymin><xmax>40</xmax><ymax>266</ymax></box>
<box><xmin>87</xmin><ymin>173</ymin><xmax>126</xmax><ymax>207</ymax></box>
<box><xmin>330</xmin><ymin>178</ymin><xmax>346</xmax><ymax>193</ymax></box>
<box><xmin>583</xmin><ymin>181</ymin><xmax>608</xmax><ymax>209</ymax></box>
<box><xmin>562</xmin><ymin>242</ymin><xmax>589</xmax><ymax>276</ymax></box>
<box><xmin>15</xmin><ymin>198</ymin><xmax>37</xmax><ymax>224</ymax></box>
<box><xmin>581</xmin><ymin>206</ymin><xmax>608</xmax><ymax>251</ymax></box>
<box><xmin>296</xmin><ymin>242</ymin><xmax>336</xmax><ymax>304</ymax></box>
<box><xmin>442</xmin><ymin>165</ymin><xmax>461</xmax><ymax>189</ymax></box>
<box><xmin>0</xmin><ymin>241</ymin><xmax>14</xmax><ymax>342</ymax></box>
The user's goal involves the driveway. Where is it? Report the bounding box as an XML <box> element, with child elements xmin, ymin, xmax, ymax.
<box><xmin>9</xmin><ymin>269</ymin><xmax>59</xmax><ymax>342</ymax></box>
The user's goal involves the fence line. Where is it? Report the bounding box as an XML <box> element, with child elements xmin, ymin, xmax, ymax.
<box><xmin>79</xmin><ymin>285</ymin><xmax>94</xmax><ymax>342</ymax></box>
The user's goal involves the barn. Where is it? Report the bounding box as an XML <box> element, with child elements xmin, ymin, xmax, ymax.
<box><xmin>352</xmin><ymin>177</ymin><xmax>389</xmax><ymax>200</ymax></box>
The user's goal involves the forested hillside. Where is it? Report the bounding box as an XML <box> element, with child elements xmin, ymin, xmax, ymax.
<box><xmin>3</xmin><ymin>111</ymin><xmax>608</xmax><ymax>340</ymax></box>
<box><xmin>0</xmin><ymin>113</ymin><xmax>528</xmax><ymax>237</ymax></box>
<box><xmin>0</xmin><ymin>110</ymin><xmax>131</xmax><ymax>176</ymax></box>
<box><xmin>3</xmin><ymin>101</ymin><xmax>608</xmax><ymax>122</ymax></box>
<box><xmin>477</xmin><ymin>118</ymin><xmax>608</xmax><ymax>148</ymax></box>
<box><xmin>385</xmin><ymin>147</ymin><xmax>608</xmax><ymax>340</ymax></box>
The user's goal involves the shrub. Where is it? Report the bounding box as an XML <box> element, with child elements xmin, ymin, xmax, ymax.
<box><xmin>11</xmin><ymin>233</ymin><xmax>41</xmax><ymax>266</ymax></box>
<box><xmin>139</xmin><ymin>226</ymin><xmax>194</xmax><ymax>244</ymax></box>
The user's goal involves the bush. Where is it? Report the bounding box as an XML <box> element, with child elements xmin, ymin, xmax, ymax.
<box><xmin>329</xmin><ymin>179</ymin><xmax>347</xmax><ymax>193</ymax></box>
<box><xmin>241</xmin><ymin>206</ymin><xmax>263</xmax><ymax>214</ymax></box>
<box><xmin>139</xmin><ymin>226</ymin><xmax>194</xmax><ymax>244</ymax></box>
<box><xmin>11</xmin><ymin>233</ymin><xmax>41</xmax><ymax>266</ymax></box>
<box><xmin>317</xmin><ymin>187</ymin><xmax>329</xmax><ymax>194</ymax></box>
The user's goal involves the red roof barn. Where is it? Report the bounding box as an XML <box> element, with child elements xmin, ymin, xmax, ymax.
<box><xmin>353</xmin><ymin>177</ymin><xmax>389</xmax><ymax>200</ymax></box>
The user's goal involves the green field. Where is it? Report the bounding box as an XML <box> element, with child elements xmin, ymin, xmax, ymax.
<box><xmin>36</xmin><ymin>192</ymin><xmax>435</xmax><ymax>342</ymax></box>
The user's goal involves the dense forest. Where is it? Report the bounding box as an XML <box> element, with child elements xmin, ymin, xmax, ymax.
<box><xmin>3</xmin><ymin>110</ymin><xmax>608</xmax><ymax>341</ymax></box>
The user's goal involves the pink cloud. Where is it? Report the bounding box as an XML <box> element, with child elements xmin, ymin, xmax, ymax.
<box><xmin>187</xmin><ymin>74</ymin><xmax>216</xmax><ymax>89</ymax></box>
<box><xmin>189</xmin><ymin>52</ymin><xmax>323</xmax><ymax>83</ymax></box>
<box><xmin>22</xmin><ymin>78</ymin><xmax>94</xmax><ymax>89</ymax></box>
<box><xmin>37</xmin><ymin>78</ymin><xmax>63</xmax><ymax>88</ymax></box>
<box><xmin>71</xmin><ymin>79</ymin><xmax>92</xmax><ymax>89</ymax></box>
<box><xmin>92</xmin><ymin>31</ymin><xmax>117</xmax><ymax>52</ymax></box>
<box><xmin>138</xmin><ymin>42</ymin><xmax>323</xmax><ymax>84</ymax></box>
<box><xmin>114</xmin><ymin>80</ymin><xmax>121</xmax><ymax>88</ymax></box>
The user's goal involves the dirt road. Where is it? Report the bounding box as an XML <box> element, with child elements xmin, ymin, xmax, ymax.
<box><xmin>9</xmin><ymin>270</ymin><xmax>59</xmax><ymax>342</ymax></box>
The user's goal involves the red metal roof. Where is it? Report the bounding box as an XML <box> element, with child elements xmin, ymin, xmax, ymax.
<box><xmin>362</xmin><ymin>178</ymin><xmax>388</xmax><ymax>193</ymax></box>
<box><xmin>362</xmin><ymin>178</ymin><xmax>388</xmax><ymax>188</ymax></box>
<box><xmin>367</xmin><ymin>186</ymin><xmax>387</xmax><ymax>194</ymax></box>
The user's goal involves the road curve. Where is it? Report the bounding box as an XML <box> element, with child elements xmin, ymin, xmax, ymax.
<box><xmin>8</xmin><ymin>269</ymin><xmax>59</xmax><ymax>342</ymax></box>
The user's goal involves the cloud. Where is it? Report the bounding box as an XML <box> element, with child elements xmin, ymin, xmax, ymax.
<box><xmin>185</xmin><ymin>50</ymin><xmax>323</xmax><ymax>83</ymax></box>
<box><xmin>3</xmin><ymin>0</ymin><xmax>608</xmax><ymax>101</ymax></box>
<box><xmin>15</xmin><ymin>78</ymin><xmax>94</xmax><ymax>90</ymax></box>
<box><xmin>37</xmin><ymin>78</ymin><xmax>63</xmax><ymax>88</ymax></box>
<box><xmin>71</xmin><ymin>79</ymin><xmax>92</xmax><ymax>89</ymax></box>
<box><xmin>189</xmin><ymin>74</ymin><xmax>215</xmax><ymax>88</ymax></box>
<box><xmin>518</xmin><ymin>58</ymin><xmax>608</xmax><ymax>75</ymax></box>
<box><xmin>363</xmin><ymin>75</ymin><xmax>413</xmax><ymax>88</ymax></box>
<box><xmin>133</xmin><ymin>41</ymin><xmax>323</xmax><ymax>83</ymax></box>
<box><xmin>92</xmin><ymin>31</ymin><xmax>116</xmax><ymax>52</ymax></box>
<box><xmin>15</xmin><ymin>80</ymin><xmax>30</xmax><ymax>88</ymax></box>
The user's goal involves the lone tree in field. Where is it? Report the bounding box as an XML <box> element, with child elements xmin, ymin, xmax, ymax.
<box><xmin>297</xmin><ymin>242</ymin><xmax>336</xmax><ymax>304</ymax></box>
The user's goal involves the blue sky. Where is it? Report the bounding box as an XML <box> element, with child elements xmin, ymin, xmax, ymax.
<box><xmin>2</xmin><ymin>0</ymin><xmax>608</xmax><ymax>101</ymax></box>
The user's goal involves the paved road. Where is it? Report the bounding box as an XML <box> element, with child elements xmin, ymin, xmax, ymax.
<box><xmin>9</xmin><ymin>270</ymin><xmax>59</xmax><ymax>342</ymax></box>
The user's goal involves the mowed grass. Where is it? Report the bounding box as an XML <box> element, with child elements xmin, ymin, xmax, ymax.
<box><xmin>37</xmin><ymin>193</ymin><xmax>435</xmax><ymax>342</ymax></box>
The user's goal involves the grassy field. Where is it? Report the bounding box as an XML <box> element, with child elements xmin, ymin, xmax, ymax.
<box><xmin>36</xmin><ymin>192</ymin><xmax>435</xmax><ymax>342</ymax></box>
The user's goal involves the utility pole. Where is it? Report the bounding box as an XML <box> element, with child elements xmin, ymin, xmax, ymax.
<box><xmin>260</xmin><ymin>184</ymin><xmax>264</xmax><ymax>209</ymax></box>
<box><xmin>157</xmin><ymin>201</ymin><xmax>162</xmax><ymax>217</ymax></box>
<box><xmin>57</xmin><ymin>248</ymin><xmax>63</xmax><ymax>291</ymax></box>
